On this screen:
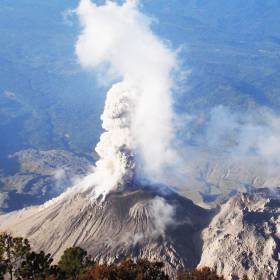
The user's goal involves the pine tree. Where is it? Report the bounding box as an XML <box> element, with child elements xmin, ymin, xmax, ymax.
<box><xmin>16</xmin><ymin>250</ymin><xmax>56</xmax><ymax>280</ymax></box>
<box><xmin>0</xmin><ymin>233</ymin><xmax>30</xmax><ymax>280</ymax></box>
<box><xmin>58</xmin><ymin>247</ymin><xmax>91</xmax><ymax>279</ymax></box>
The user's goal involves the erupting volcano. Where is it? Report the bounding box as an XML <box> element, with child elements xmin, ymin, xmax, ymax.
<box><xmin>0</xmin><ymin>0</ymin><xmax>205</xmax><ymax>275</ymax></box>
<box><xmin>0</xmin><ymin>1</ymin><xmax>212</xmax><ymax>276</ymax></box>
<box><xmin>73</xmin><ymin>0</ymin><xmax>179</xmax><ymax>201</ymax></box>
<box><xmin>1</xmin><ymin>2</ymin><xmax>280</xmax><ymax>279</ymax></box>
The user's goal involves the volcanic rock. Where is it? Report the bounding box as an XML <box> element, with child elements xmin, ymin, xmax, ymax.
<box><xmin>0</xmin><ymin>186</ymin><xmax>211</xmax><ymax>276</ymax></box>
<box><xmin>199</xmin><ymin>188</ymin><xmax>280</xmax><ymax>280</ymax></box>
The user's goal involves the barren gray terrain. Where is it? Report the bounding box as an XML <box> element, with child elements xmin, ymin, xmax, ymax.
<box><xmin>199</xmin><ymin>188</ymin><xmax>280</xmax><ymax>279</ymax></box>
<box><xmin>0</xmin><ymin>186</ymin><xmax>211</xmax><ymax>276</ymax></box>
<box><xmin>1</xmin><ymin>186</ymin><xmax>280</xmax><ymax>279</ymax></box>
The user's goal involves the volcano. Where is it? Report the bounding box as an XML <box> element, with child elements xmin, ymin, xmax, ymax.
<box><xmin>2</xmin><ymin>184</ymin><xmax>280</xmax><ymax>279</ymax></box>
<box><xmin>0</xmin><ymin>185</ymin><xmax>211</xmax><ymax>276</ymax></box>
<box><xmin>0</xmin><ymin>2</ymin><xmax>213</xmax><ymax>275</ymax></box>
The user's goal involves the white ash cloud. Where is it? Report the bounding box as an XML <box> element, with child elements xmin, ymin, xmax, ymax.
<box><xmin>149</xmin><ymin>197</ymin><xmax>175</xmax><ymax>236</ymax></box>
<box><xmin>206</xmin><ymin>106</ymin><xmax>280</xmax><ymax>176</ymax></box>
<box><xmin>90</xmin><ymin>82</ymin><xmax>136</xmax><ymax>198</ymax></box>
<box><xmin>74</xmin><ymin>0</ymin><xmax>179</xmax><ymax>198</ymax></box>
<box><xmin>168</xmin><ymin>106</ymin><xmax>280</xmax><ymax>197</ymax></box>
<box><xmin>123</xmin><ymin>196</ymin><xmax>175</xmax><ymax>244</ymax></box>
<box><xmin>72</xmin><ymin>0</ymin><xmax>280</xmax><ymax>200</ymax></box>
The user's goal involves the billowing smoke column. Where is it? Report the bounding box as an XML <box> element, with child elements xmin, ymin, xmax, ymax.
<box><xmin>75</xmin><ymin>0</ymin><xmax>178</xmax><ymax>199</ymax></box>
<box><xmin>93</xmin><ymin>82</ymin><xmax>136</xmax><ymax>195</ymax></box>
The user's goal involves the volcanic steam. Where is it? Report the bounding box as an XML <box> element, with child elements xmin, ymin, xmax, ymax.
<box><xmin>75</xmin><ymin>0</ymin><xmax>178</xmax><ymax>199</ymax></box>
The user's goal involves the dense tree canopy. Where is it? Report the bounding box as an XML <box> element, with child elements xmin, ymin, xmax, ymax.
<box><xmin>16</xmin><ymin>250</ymin><xmax>58</xmax><ymax>280</ymax></box>
<box><xmin>58</xmin><ymin>247</ymin><xmax>92</xmax><ymax>279</ymax></box>
<box><xmin>0</xmin><ymin>232</ymin><xmax>250</xmax><ymax>280</ymax></box>
<box><xmin>177</xmin><ymin>267</ymin><xmax>225</xmax><ymax>280</ymax></box>
<box><xmin>79</xmin><ymin>259</ymin><xmax>169</xmax><ymax>280</ymax></box>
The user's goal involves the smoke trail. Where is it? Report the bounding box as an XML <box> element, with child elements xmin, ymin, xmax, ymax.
<box><xmin>75</xmin><ymin>0</ymin><xmax>178</xmax><ymax>198</ymax></box>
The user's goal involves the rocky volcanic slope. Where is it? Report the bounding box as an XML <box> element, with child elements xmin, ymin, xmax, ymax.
<box><xmin>199</xmin><ymin>188</ymin><xmax>280</xmax><ymax>280</ymax></box>
<box><xmin>1</xmin><ymin>185</ymin><xmax>280</xmax><ymax>279</ymax></box>
<box><xmin>0</xmin><ymin>187</ymin><xmax>211</xmax><ymax>276</ymax></box>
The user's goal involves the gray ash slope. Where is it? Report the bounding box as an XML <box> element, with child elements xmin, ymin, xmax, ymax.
<box><xmin>2</xmin><ymin>185</ymin><xmax>280</xmax><ymax>279</ymax></box>
<box><xmin>199</xmin><ymin>188</ymin><xmax>280</xmax><ymax>280</ymax></box>
<box><xmin>0</xmin><ymin>185</ymin><xmax>211</xmax><ymax>275</ymax></box>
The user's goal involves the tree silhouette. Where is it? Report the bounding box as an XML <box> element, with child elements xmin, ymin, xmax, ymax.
<box><xmin>16</xmin><ymin>250</ymin><xmax>58</xmax><ymax>280</ymax></box>
<box><xmin>0</xmin><ymin>233</ymin><xmax>252</xmax><ymax>280</ymax></box>
<box><xmin>58</xmin><ymin>247</ymin><xmax>91</xmax><ymax>279</ymax></box>
<box><xmin>0</xmin><ymin>233</ymin><xmax>30</xmax><ymax>280</ymax></box>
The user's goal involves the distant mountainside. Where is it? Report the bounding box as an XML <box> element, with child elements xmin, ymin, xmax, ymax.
<box><xmin>0</xmin><ymin>149</ymin><xmax>93</xmax><ymax>212</ymax></box>
<box><xmin>1</xmin><ymin>0</ymin><xmax>280</xmax><ymax>159</ymax></box>
<box><xmin>2</xmin><ymin>147</ymin><xmax>280</xmax><ymax>212</ymax></box>
<box><xmin>1</xmin><ymin>186</ymin><xmax>280</xmax><ymax>279</ymax></box>
<box><xmin>143</xmin><ymin>0</ymin><xmax>280</xmax><ymax>113</ymax></box>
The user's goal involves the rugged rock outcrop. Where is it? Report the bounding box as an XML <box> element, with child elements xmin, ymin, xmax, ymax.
<box><xmin>199</xmin><ymin>188</ymin><xmax>280</xmax><ymax>280</ymax></box>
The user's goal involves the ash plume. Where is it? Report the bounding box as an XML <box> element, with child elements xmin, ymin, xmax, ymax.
<box><xmin>91</xmin><ymin>82</ymin><xmax>136</xmax><ymax>198</ymax></box>
<box><xmin>74</xmin><ymin>0</ymin><xmax>178</xmax><ymax>198</ymax></box>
